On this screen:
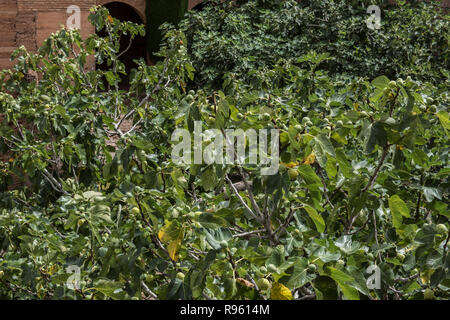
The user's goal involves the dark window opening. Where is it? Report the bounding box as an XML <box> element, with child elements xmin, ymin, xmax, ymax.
<box><xmin>192</xmin><ymin>2</ymin><xmax>206</xmax><ymax>11</ymax></box>
<box><xmin>97</xmin><ymin>2</ymin><xmax>146</xmax><ymax>87</ymax></box>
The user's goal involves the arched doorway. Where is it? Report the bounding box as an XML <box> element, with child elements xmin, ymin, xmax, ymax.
<box><xmin>191</xmin><ymin>2</ymin><xmax>206</xmax><ymax>10</ymax></box>
<box><xmin>97</xmin><ymin>1</ymin><xmax>147</xmax><ymax>87</ymax></box>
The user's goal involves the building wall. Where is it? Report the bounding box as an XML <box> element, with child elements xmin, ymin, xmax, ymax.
<box><xmin>0</xmin><ymin>0</ymin><xmax>203</xmax><ymax>70</ymax></box>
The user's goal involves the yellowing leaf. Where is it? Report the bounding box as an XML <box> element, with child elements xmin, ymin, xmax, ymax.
<box><xmin>158</xmin><ymin>221</ymin><xmax>184</xmax><ymax>261</ymax></box>
<box><xmin>420</xmin><ymin>269</ymin><xmax>434</xmax><ymax>285</ymax></box>
<box><xmin>282</xmin><ymin>161</ymin><xmax>299</xmax><ymax>168</ymax></box>
<box><xmin>303</xmin><ymin>153</ymin><xmax>315</xmax><ymax>165</ymax></box>
<box><xmin>107</xmin><ymin>15</ymin><xmax>113</xmax><ymax>23</ymax></box>
<box><xmin>167</xmin><ymin>239</ymin><xmax>182</xmax><ymax>261</ymax></box>
<box><xmin>270</xmin><ymin>282</ymin><xmax>293</xmax><ymax>300</ymax></box>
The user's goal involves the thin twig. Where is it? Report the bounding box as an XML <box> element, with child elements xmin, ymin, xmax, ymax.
<box><xmin>362</xmin><ymin>145</ymin><xmax>391</xmax><ymax>193</ymax></box>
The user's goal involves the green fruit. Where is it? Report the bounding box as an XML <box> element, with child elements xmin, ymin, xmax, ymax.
<box><xmin>217</xmin><ymin>252</ymin><xmax>227</xmax><ymax>259</ymax></box>
<box><xmin>388</xmin><ymin>80</ymin><xmax>397</xmax><ymax>89</ymax></box>
<box><xmin>288</xmin><ymin>168</ymin><xmax>299</xmax><ymax>180</ymax></box>
<box><xmin>219</xmin><ymin>240</ymin><xmax>228</xmax><ymax>249</ymax></box>
<box><xmin>40</xmin><ymin>94</ymin><xmax>51</xmax><ymax>102</ymax></box>
<box><xmin>259</xmin><ymin>266</ymin><xmax>267</xmax><ymax>274</ymax></box>
<box><xmin>0</xmin><ymin>270</ymin><xmax>4</xmax><ymax>279</ymax></box>
<box><xmin>436</xmin><ymin>224</ymin><xmax>448</xmax><ymax>234</ymax></box>
<box><xmin>131</xmin><ymin>207</ymin><xmax>140</xmax><ymax>215</ymax></box>
<box><xmin>176</xmin><ymin>272</ymin><xmax>185</xmax><ymax>281</ymax></box>
<box><xmin>308</xmin><ymin>264</ymin><xmax>317</xmax><ymax>272</ymax></box>
<box><xmin>294</xmin><ymin>229</ymin><xmax>301</xmax><ymax>235</ymax></box>
<box><xmin>397</xmin><ymin>253</ymin><xmax>405</xmax><ymax>261</ymax></box>
<box><xmin>262</xmin><ymin>113</ymin><xmax>271</xmax><ymax>121</ymax></box>
<box><xmin>336</xmin><ymin>120</ymin><xmax>344</xmax><ymax>126</ymax></box>
<box><xmin>305</xmin><ymin>120</ymin><xmax>313</xmax><ymax>127</ymax></box>
<box><xmin>257</xmin><ymin>278</ymin><xmax>271</xmax><ymax>290</ymax></box>
<box><xmin>302</xmin><ymin>117</ymin><xmax>310</xmax><ymax>124</ymax></box>
<box><xmin>367</xmin><ymin>253</ymin><xmax>374</xmax><ymax>260</ymax></box>
<box><xmin>294</xmin><ymin>124</ymin><xmax>303</xmax><ymax>132</ymax></box>
<box><xmin>267</xmin><ymin>264</ymin><xmax>278</xmax><ymax>273</ymax></box>
<box><xmin>424</xmin><ymin>288</ymin><xmax>434</xmax><ymax>300</ymax></box>
<box><xmin>230</xmin><ymin>247</ymin><xmax>237</xmax><ymax>255</ymax></box>
<box><xmin>337</xmin><ymin>259</ymin><xmax>345</xmax><ymax>266</ymax></box>
<box><xmin>145</xmin><ymin>275</ymin><xmax>153</xmax><ymax>283</ymax></box>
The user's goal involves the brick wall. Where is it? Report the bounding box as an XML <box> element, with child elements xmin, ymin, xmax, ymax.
<box><xmin>0</xmin><ymin>0</ymin><xmax>18</xmax><ymax>69</ymax></box>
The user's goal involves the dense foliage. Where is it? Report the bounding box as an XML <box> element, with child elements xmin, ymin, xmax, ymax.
<box><xmin>0</xmin><ymin>2</ymin><xmax>449</xmax><ymax>300</ymax></box>
<box><xmin>180</xmin><ymin>0</ymin><xmax>449</xmax><ymax>88</ymax></box>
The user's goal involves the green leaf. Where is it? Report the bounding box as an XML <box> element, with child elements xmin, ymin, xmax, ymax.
<box><xmin>200</xmin><ymin>166</ymin><xmax>218</xmax><ymax>191</ymax></box>
<box><xmin>284</xmin><ymin>257</ymin><xmax>316</xmax><ymax>289</ymax></box>
<box><xmin>93</xmin><ymin>279</ymin><xmax>127</xmax><ymax>300</ymax></box>
<box><xmin>315</xmin><ymin>133</ymin><xmax>336</xmax><ymax>157</ymax></box>
<box><xmin>372</xmin><ymin>76</ymin><xmax>390</xmax><ymax>90</ymax></box>
<box><xmin>313</xmin><ymin>276</ymin><xmax>338</xmax><ymax>300</ymax></box>
<box><xmin>436</xmin><ymin>111</ymin><xmax>449</xmax><ymax>136</ymax></box>
<box><xmin>304</xmin><ymin>205</ymin><xmax>325</xmax><ymax>233</ymax></box>
<box><xmin>388</xmin><ymin>195</ymin><xmax>410</xmax><ymax>229</ymax></box>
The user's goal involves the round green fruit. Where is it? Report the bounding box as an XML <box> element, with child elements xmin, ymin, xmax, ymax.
<box><xmin>131</xmin><ymin>207</ymin><xmax>140</xmax><ymax>215</ymax></box>
<box><xmin>40</xmin><ymin>94</ymin><xmax>51</xmax><ymax>102</ymax></box>
<box><xmin>176</xmin><ymin>272</ymin><xmax>185</xmax><ymax>281</ymax></box>
<box><xmin>257</xmin><ymin>278</ymin><xmax>271</xmax><ymax>290</ymax></box>
<box><xmin>388</xmin><ymin>80</ymin><xmax>397</xmax><ymax>89</ymax></box>
<box><xmin>259</xmin><ymin>266</ymin><xmax>267</xmax><ymax>274</ymax></box>
<box><xmin>308</xmin><ymin>264</ymin><xmax>317</xmax><ymax>272</ymax></box>
<box><xmin>397</xmin><ymin>253</ymin><xmax>405</xmax><ymax>261</ymax></box>
<box><xmin>217</xmin><ymin>252</ymin><xmax>227</xmax><ymax>259</ymax></box>
<box><xmin>219</xmin><ymin>240</ymin><xmax>228</xmax><ymax>249</ymax></box>
<box><xmin>267</xmin><ymin>264</ymin><xmax>278</xmax><ymax>273</ymax></box>
<box><xmin>424</xmin><ymin>288</ymin><xmax>434</xmax><ymax>300</ymax></box>
<box><xmin>288</xmin><ymin>168</ymin><xmax>299</xmax><ymax>180</ymax></box>
<box><xmin>337</xmin><ymin>259</ymin><xmax>345</xmax><ymax>266</ymax></box>
<box><xmin>294</xmin><ymin>124</ymin><xmax>303</xmax><ymax>132</ymax></box>
<box><xmin>436</xmin><ymin>224</ymin><xmax>448</xmax><ymax>234</ymax></box>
